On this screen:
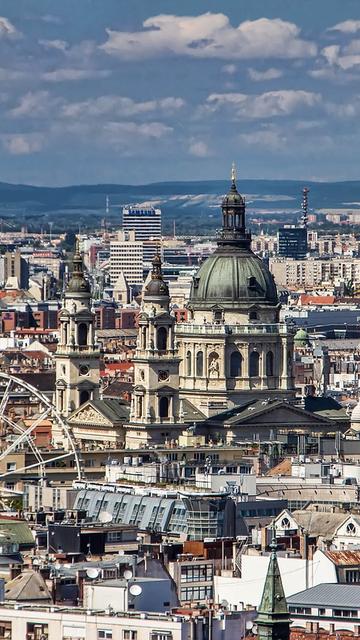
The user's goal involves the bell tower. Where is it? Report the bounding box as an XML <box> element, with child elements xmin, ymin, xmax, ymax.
<box><xmin>55</xmin><ymin>241</ymin><xmax>100</xmax><ymax>417</ymax></box>
<box><xmin>130</xmin><ymin>254</ymin><xmax>181</xmax><ymax>431</ymax></box>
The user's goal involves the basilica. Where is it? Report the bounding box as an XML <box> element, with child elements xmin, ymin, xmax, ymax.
<box><xmin>55</xmin><ymin>169</ymin><xmax>349</xmax><ymax>449</ymax></box>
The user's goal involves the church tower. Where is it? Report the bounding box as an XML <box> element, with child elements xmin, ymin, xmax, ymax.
<box><xmin>126</xmin><ymin>254</ymin><xmax>182</xmax><ymax>446</ymax></box>
<box><xmin>55</xmin><ymin>241</ymin><xmax>100</xmax><ymax>417</ymax></box>
<box><xmin>255</xmin><ymin>532</ymin><xmax>290</xmax><ymax>640</ymax></box>
<box><xmin>176</xmin><ymin>164</ymin><xmax>295</xmax><ymax>416</ymax></box>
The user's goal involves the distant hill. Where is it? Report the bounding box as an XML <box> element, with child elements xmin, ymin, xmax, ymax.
<box><xmin>0</xmin><ymin>178</ymin><xmax>359</xmax><ymax>233</ymax></box>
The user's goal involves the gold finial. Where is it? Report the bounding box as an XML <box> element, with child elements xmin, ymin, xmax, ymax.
<box><xmin>231</xmin><ymin>161</ymin><xmax>236</xmax><ymax>183</ymax></box>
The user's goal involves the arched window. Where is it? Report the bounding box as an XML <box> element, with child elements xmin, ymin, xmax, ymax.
<box><xmin>186</xmin><ymin>350</ymin><xmax>192</xmax><ymax>376</ymax></box>
<box><xmin>137</xmin><ymin>395</ymin><xmax>143</xmax><ymax>419</ymax></box>
<box><xmin>157</xmin><ymin>327</ymin><xmax>167</xmax><ymax>351</ymax></box>
<box><xmin>249</xmin><ymin>311</ymin><xmax>258</xmax><ymax>321</ymax></box>
<box><xmin>159</xmin><ymin>396</ymin><xmax>169</xmax><ymax>419</ymax></box>
<box><xmin>266</xmin><ymin>351</ymin><xmax>274</xmax><ymax>377</ymax></box>
<box><xmin>79</xmin><ymin>389</ymin><xmax>90</xmax><ymax>405</ymax></box>
<box><xmin>78</xmin><ymin>323</ymin><xmax>88</xmax><ymax>346</ymax></box>
<box><xmin>230</xmin><ymin>351</ymin><xmax>242</xmax><ymax>377</ymax></box>
<box><xmin>249</xmin><ymin>351</ymin><xmax>260</xmax><ymax>377</ymax></box>
<box><xmin>196</xmin><ymin>351</ymin><xmax>204</xmax><ymax>377</ymax></box>
<box><xmin>63</xmin><ymin>323</ymin><xmax>68</xmax><ymax>345</ymax></box>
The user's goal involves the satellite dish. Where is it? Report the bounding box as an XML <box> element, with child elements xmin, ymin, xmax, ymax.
<box><xmin>220</xmin><ymin>599</ymin><xmax>229</xmax><ymax>609</ymax></box>
<box><xmin>86</xmin><ymin>568</ymin><xmax>100</xmax><ymax>579</ymax></box>
<box><xmin>129</xmin><ymin>584</ymin><xmax>142</xmax><ymax>597</ymax></box>
<box><xmin>99</xmin><ymin>512</ymin><xmax>112</xmax><ymax>523</ymax></box>
<box><xmin>123</xmin><ymin>569</ymin><xmax>133</xmax><ymax>580</ymax></box>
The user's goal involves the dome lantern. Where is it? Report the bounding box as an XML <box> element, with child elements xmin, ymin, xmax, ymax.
<box><xmin>218</xmin><ymin>162</ymin><xmax>251</xmax><ymax>250</ymax></box>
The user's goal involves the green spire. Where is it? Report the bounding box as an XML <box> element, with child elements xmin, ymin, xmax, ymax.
<box><xmin>255</xmin><ymin>529</ymin><xmax>290</xmax><ymax>640</ymax></box>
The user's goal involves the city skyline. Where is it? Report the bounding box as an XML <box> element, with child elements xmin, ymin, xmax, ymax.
<box><xmin>0</xmin><ymin>0</ymin><xmax>360</xmax><ymax>185</ymax></box>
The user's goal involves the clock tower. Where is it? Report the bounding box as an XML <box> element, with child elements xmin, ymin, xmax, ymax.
<box><xmin>55</xmin><ymin>241</ymin><xmax>100</xmax><ymax>418</ymax></box>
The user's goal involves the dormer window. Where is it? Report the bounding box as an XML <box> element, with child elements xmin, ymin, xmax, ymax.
<box><xmin>347</xmin><ymin>522</ymin><xmax>357</xmax><ymax>536</ymax></box>
<box><xmin>249</xmin><ymin>311</ymin><xmax>258</xmax><ymax>321</ymax></box>
<box><xmin>281</xmin><ymin>517</ymin><xmax>291</xmax><ymax>529</ymax></box>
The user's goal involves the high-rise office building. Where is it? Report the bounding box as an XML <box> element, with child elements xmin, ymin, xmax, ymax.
<box><xmin>4</xmin><ymin>250</ymin><xmax>29</xmax><ymax>289</ymax></box>
<box><xmin>122</xmin><ymin>205</ymin><xmax>161</xmax><ymax>262</ymax></box>
<box><xmin>110</xmin><ymin>230</ymin><xmax>143</xmax><ymax>292</ymax></box>
<box><xmin>277</xmin><ymin>226</ymin><xmax>307</xmax><ymax>259</ymax></box>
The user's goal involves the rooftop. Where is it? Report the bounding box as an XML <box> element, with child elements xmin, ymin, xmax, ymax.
<box><xmin>287</xmin><ymin>583</ymin><xmax>360</xmax><ymax>609</ymax></box>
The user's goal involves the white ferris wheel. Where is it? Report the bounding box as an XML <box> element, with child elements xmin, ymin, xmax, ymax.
<box><xmin>0</xmin><ymin>372</ymin><xmax>82</xmax><ymax>482</ymax></box>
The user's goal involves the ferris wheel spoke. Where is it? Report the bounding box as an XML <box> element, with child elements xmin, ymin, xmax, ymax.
<box><xmin>0</xmin><ymin>372</ymin><xmax>82</xmax><ymax>481</ymax></box>
<box><xmin>0</xmin><ymin>379</ymin><xmax>12</xmax><ymax>416</ymax></box>
<box><xmin>0</xmin><ymin>409</ymin><xmax>50</xmax><ymax>460</ymax></box>
<box><xmin>0</xmin><ymin>451</ymin><xmax>74</xmax><ymax>479</ymax></box>
<box><xmin>2</xmin><ymin>415</ymin><xmax>45</xmax><ymax>467</ymax></box>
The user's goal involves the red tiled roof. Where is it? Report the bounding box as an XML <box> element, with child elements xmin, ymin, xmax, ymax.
<box><xmin>299</xmin><ymin>295</ymin><xmax>336</xmax><ymax>305</ymax></box>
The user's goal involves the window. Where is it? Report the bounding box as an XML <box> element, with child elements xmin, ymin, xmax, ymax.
<box><xmin>249</xmin><ymin>351</ymin><xmax>260</xmax><ymax>377</ymax></box>
<box><xmin>150</xmin><ymin>634</ymin><xmax>172</xmax><ymax>640</ymax></box>
<box><xmin>78</xmin><ymin>323</ymin><xmax>88</xmax><ymax>346</ymax></box>
<box><xmin>0</xmin><ymin>621</ymin><xmax>11</xmax><ymax>639</ymax></box>
<box><xmin>346</xmin><ymin>522</ymin><xmax>357</xmax><ymax>536</ymax></box>
<box><xmin>318</xmin><ymin>608</ymin><xmax>325</xmax><ymax>616</ymax></box>
<box><xmin>333</xmin><ymin>609</ymin><xmax>358</xmax><ymax>618</ymax></box>
<box><xmin>196</xmin><ymin>351</ymin><xmax>204</xmax><ymax>377</ymax></box>
<box><xmin>98</xmin><ymin>632</ymin><xmax>112</xmax><ymax>640</ymax></box>
<box><xmin>249</xmin><ymin>311</ymin><xmax>258</xmax><ymax>320</ymax></box>
<box><xmin>266</xmin><ymin>351</ymin><xmax>274</xmax><ymax>377</ymax></box>
<box><xmin>230</xmin><ymin>351</ymin><xmax>242</xmax><ymax>377</ymax></box>
<box><xmin>346</xmin><ymin>569</ymin><xmax>360</xmax><ymax>583</ymax></box>
<box><xmin>157</xmin><ymin>327</ymin><xmax>167</xmax><ymax>351</ymax></box>
<box><xmin>159</xmin><ymin>396</ymin><xmax>169</xmax><ymax>419</ymax></box>
<box><xmin>123</xmin><ymin>632</ymin><xmax>137</xmax><ymax>640</ymax></box>
<box><xmin>79</xmin><ymin>390</ymin><xmax>90</xmax><ymax>405</ymax></box>
<box><xmin>186</xmin><ymin>350</ymin><xmax>192</xmax><ymax>376</ymax></box>
<box><xmin>281</xmin><ymin>517</ymin><xmax>291</xmax><ymax>529</ymax></box>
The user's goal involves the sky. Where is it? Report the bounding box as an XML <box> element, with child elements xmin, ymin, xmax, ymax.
<box><xmin>1</xmin><ymin>0</ymin><xmax>360</xmax><ymax>185</ymax></box>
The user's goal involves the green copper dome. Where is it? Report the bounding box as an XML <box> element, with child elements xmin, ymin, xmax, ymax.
<box><xmin>189</xmin><ymin>247</ymin><xmax>278</xmax><ymax>310</ymax></box>
<box><xmin>188</xmin><ymin>166</ymin><xmax>278</xmax><ymax>310</ymax></box>
<box><xmin>294</xmin><ymin>327</ymin><xmax>309</xmax><ymax>347</ymax></box>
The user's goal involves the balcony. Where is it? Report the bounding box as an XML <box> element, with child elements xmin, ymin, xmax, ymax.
<box><xmin>175</xmin><ymin>323</ymin><xmax>291</xmax><ymax>336</ymax></box>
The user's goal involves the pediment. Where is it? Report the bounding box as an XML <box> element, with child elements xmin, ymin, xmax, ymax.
<box><xmin>68</xmin><ymin>402</ymin><xmax>112</xmax><ymax>426</ymax></box>
<box><xmin>225</xmin><ymin>402</ymin><xmax>335</xmax><ymax>428</ymax></box>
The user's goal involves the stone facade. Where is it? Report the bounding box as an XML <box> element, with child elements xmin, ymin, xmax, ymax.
<box><xmin>55</xmin><ymin>243</ymin><xmax>100</xmax><ymax>419</ymax></box>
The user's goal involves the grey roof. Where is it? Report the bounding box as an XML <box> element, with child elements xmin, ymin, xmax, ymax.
<box><xmin>0</xmin><ymin>519</ymin><xmax>35</xmax><ymax>547</ymax></box>
<box><xmin>5</xmin><ymin>570</ymin><xmax>52</xmax><ymax>602</ymax></box>
<box><xmin>287</xmin><ymin>583</ymin><xmax>360</xmax><ymax>608</ymax></box>
<box><xmin>91</xmin><ymin>398</ymin><xmax>129</xmax><ymax>422</ymax></box>
<box><xmin>182</xmin><ymin>398</ymin><xmax>207</xmax><ymax>423</ymax></box>
<box><xmin>97</xmin><ymin>329</ymin><xmax>138</xmax><ymax>338</ymax></box>
<box><xmin>291</xmin><ymin>510</ymin><xmax>347</xmax><ymax>539</ymax></box>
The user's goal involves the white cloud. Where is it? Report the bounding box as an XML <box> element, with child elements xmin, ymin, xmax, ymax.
<box><xmin>205</xmin><ymin>90</ymin><xmax>320</xmax><ymax>119</ymax></box>
<box><xmin>188</xmin><ymin>140</ymin><xmax>210</xmax><ymax>157</ymax></box>
<box><xmin>319</xmin><ymin>41</ymin><xmax>360</xmax><ymax>70</ymax></box>
<box><xmin>222</xmin><ymin>64</ymin><xmax>237</xmax><ymax>75</ymax></box>
<box><xmin>100</xmin><ymin>13</ymin><xmax>316</xmax><ymax>60</ymax></box>
<box><xmin>0</xmin><ymin>17</ymin><xmax>18</xmax><ymax>38</ymax></box>
<box><xmin>103</xmin><ymin>121</ymin><xmax>173</xmax><ymax>141</ymax></box>
<box><xmin>239</xmin><ymin>129</ymin><xmax>286</xmax><ymax>150</ymax></box>
<box><xmin>42</xmin><ymin>68</ymin><xmax>111</xmax><ymax>82</ymax></box>
<box><xmin>39</xmin><ymin>39</ymin><xmax>69</xmax><ymax>51</ymax></box>
<box><xmin>248</xmin><ymin>67</ymin><xmax>284</xmax><ymax>81</ymax></box>
<box><xmin>9</xmin><ymin>91</ymin><xmax>60</xmax><ymax>118</ymax></box>
<box><xmin>61</xmin><ymin>95</ymin><xmax>185</xmax><ymax>118</ymax></box>
<box><xmin>328</xmin><ymin>20</ymin><xmax>360</xmax><ymax>33</ymax></box>
<box><xmin>2</xmin><ymin>134</ymin><xmax>43</xmax><ymax>155</ymax></box>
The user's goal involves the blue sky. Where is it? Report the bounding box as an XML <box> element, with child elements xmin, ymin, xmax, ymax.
<box><xmin>0</xmin><ymin>0</ymin><xmax>360</xmax><ymax>185</ymax></box>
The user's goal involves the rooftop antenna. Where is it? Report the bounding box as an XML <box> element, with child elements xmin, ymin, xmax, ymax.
<box><xmin>301</xmin><ymin>187</ymin><xmax>309</xmax><ymax>228</ymax></box>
